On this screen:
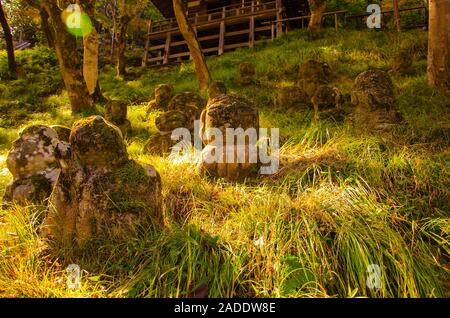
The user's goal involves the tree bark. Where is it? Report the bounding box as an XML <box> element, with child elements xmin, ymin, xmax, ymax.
<box><xmin>42</xmin><ymin>0</ymin><xmax>94</xmax><ymax>113</ymax></box>
<box><xmin>308</xmin><ymin>0</ymin><xmax>326</xmax><ymax>33</ymax></box>
<box><xmin>392</xmin><ymin>0</ymin><xmax>401</xmax><ymax>31</ymax></box>
<box><xmin>115</xmin><ymin>0</ymin><xmax>130</xmax><ymax>77</ymax></box>
<box><xmin>173</xmin><ymin>0</ymin><xmax>211</xmax><ymax>91</ymax></box>
<box><xmin>82</xmin><ymin>0</ymin><xmax>100</xmax><ymax>97</ymax></box>
<box><xmin>39</xmin><ymin>7</ymin><xmax>55</xmax><ymax>49</ymax></box>
<box><xmin>427</xmin><ymin>0</ymin><xmax>449</xmax><ymax>88</ymax></box>
<box><xmin>0</xmin><ymin>1</ymin><xmax>18</xmax><ymax>79</ymax></box>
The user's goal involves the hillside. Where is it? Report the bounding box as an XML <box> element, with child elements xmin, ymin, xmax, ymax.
<box><xmin>0</xmin><ymin>28</ymin><xmax>449</xmax><ymax>298</ymax></box>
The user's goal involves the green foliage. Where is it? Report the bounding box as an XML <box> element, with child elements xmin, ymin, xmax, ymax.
<box><xmin>0</xmin><ymin>46</ymin><xmax>62</xmax><ymax>127</ymax></box>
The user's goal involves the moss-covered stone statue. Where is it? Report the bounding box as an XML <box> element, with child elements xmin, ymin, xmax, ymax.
<box><xmin>297</xmin><ymin>60</ymin><xmax>331</xmax><ymax>98</ymax></box>
<box><xmin>311</xmin><ymin>85</ymin><xmax>346</xmax><ymax>121</ymax></box>
<box><xmin>237</xmin><ymin>62</ymin><xmax>258</xmax><ymax>86</ymax></box>
<box><xmin>144</xmin><ymin>92</ymin><xmax>205</xmax><ymax>155</ymax></box>
<box><xmin>351</xmin><ymin>70</ymin><xmax>403</xmax><ymax>130</ymax></box>
<box><xmin>3</xmin><ymin>125</ymin><xmax>61</xmax><ymax>204</ymax></box>
<box><xmin>198</xmin><ymin>82</ymin><xmax>260</xmax><ymax>179</ymax></box>
<box><xmin>276</xmin><ymin>86</ymin><xmax>310</xmax><ymax>110</ymax></box>
<box><xmin>42</xmin><ymin>116</ymin><xmax>162</xmax><ymax>247</ymax></box>
<box><xmin>147</xmin><ymin>84</ymin><xmax>174</xmax><ymax>112</ymax></box>
<box><xmin>105</xmin><ymin>100</ymin><xmax>131</xmax><ymax>137</ymax></box>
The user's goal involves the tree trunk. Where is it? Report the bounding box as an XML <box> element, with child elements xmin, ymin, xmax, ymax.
<box><xmin>308</xmin><ymin>0</ymin><xmax>326</xmax><ymax>33</ymax></box>
<box><xmin>82</xmin><ymin>0</ymin><xmax>101</xmax><ymax>97</ymax></box>
<box><xmin>427</xmin><ymin>0</ymin><xmax>449</xmax><ymax>88</ymax></box>
<box><xmin>115</xmin><ymin>0</ymin><xmax>130</xmax><ymax>77</ymax></box>
<box><xmin>39</xmin><ymin>8</ymin><xmax>55</xmax><ymax>49</ymax></box>
<box><xmin>0</xmin><ymin>1</ymin><xmax>18</xmax><ymax>79</ymax></box>
<box><xmin>173</xmin><ymin>0</ymin><xmax>211</xmax><ymax>91</ymax></box>
<box><xmin>42</xmin><ymin>0</ymin><xmax>94</xmax><ymax>113</ymax></box>
<box><xmin>392</xmin><ymin>0</ymin><xmax>401</xmax><ymax>31</ymax></box>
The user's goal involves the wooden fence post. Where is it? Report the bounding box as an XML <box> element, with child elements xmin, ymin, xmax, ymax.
<box><xmin>249</xmin><ymin>1</ymin><xmax>255</xmax><ymax>48</ymax></box>
<box><xmin>276</xmin><ymin>0</ymin><xmax>283</xmax><ymax>38</ymax></box>
<box><xmin>219</xmin><ymin>7</ymin><xmax>226</xmax><ymax>55</ymax></box>
<box><xmin>142</xmin><ymin>19</ymin><xmax>152</xmax><ymax>67</ymax></box>
<box><xmin>163</xmin><ymin>31</ymin><xmax>171</xmax><ymax>64</ymax></box>
<box><xmin>334</xmin><ymin>13</ymin><xmax>338</xmax><ymax>31</ymax></box>
<box><xmin>393</xmin><ymin>0</ymin><xmax>401</xmax><ymax>31</ymax></box>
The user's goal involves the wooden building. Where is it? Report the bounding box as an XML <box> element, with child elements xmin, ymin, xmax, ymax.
<box><xmin>143</xmin><ymin>0</ymin><xmax>310</xmax><ymax>65</ymax></box>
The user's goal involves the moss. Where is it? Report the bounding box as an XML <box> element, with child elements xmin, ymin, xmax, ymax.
<box><xmin>111</xmin><ymin>160</ymin><xmax>150</xmax><ymax>187</ymax></box>
<box><xmin>70</xmin><ymin>116</ymin><xmax>127</xmax><ymax>167</ymax></box>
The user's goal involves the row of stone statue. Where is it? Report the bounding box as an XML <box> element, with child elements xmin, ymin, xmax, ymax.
<box><xmin>2</xmin><ymin>60</ymin><xmax>401</xmax><ymax>247</ymax></box>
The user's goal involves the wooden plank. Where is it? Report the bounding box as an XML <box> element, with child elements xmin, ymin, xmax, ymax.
<box><xmin>335</xmin><ymin>13</ymin><xmax>338</xmax><ymax>32</ymax></box>
<box><xmin>249</xmin><ymin>1</ymin><xmax>255</xmax><ymax>48</ymax></box>
<box><xmin>219</xmin><ymin>7</ymin><xmax>226</xmax><ymax>55</ymax></box>
<box><xmin>276</xmin><ymin>0</ymin><xmax>283</xmax><ymax>37</ymax></box>
<box><xmin>170</xmin><ymin>34</ymin><xmax>220</xmax><ymax>48</ymax></box>
<box><xmin>170</xmin><ymin>51</ymin><xmax>191</xmax><ymax>59</ymax></box>
<box><xmin>163</xmin><ymin>31</ymin><xmax>171</xmax><ymax>64</ymax></box>
<box><xmin>149</xmin><ymin>44</ymin><xmax>166</xmax><ymax>51</ymax></box>
<box><xmin>149</xmin><ymin>56</ymin><xmax>164</xmax><ymax>63</ymax></box>
<box><xmin>255</xmin><ymin>26</ymin><xmax>272</xmax><ymax>32</ymax></box>
<box><xmin>142</xmin><ymin>20</ymin><xmax>153</xmax><ymax>67</ymax></box>
<box><xmin>226</xmin><ymin>29</ymin><xmax>250</xmax><ymax>37</ymax></box>
<box><xmin>271</xmin><ymin>22</ymin><xmax>275</xmax><ymax>41</ymax></box>
<box><xmin>224</xmin><ymin>42</ymin><xmax>249</xmax><ymax>50</ymax></box>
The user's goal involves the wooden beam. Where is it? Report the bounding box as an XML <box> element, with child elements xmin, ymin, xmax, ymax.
<box><xmin>219</xmin><ymin>7</ymin><xmax>226</xmax><ymax>55</ymax></box>
<box><xmin>393</xmin><ymin>0</ymin><xmax>401</xmax><ymax>31</ymax></box>
<box><xmin>142</xmin><ymin>20</ymin><xmax>153</xmax><ymax>67</ymax></box>
<box><xmin>276</xmin><ymin>0</ymin><xmax>283</xmax><ymax>37</ymax></box>
<box><xmin>249</xmin><ymin>1</ymin><xmax>255</xmax><ymax>48</ymax></box>
<box><xmin>163</xmin><ymin>31</ymin><xmax>171</xmax><ymax>64</ymax></box>
<box><xmin>334</xmin><ymin>13</ymin><xmax>338</xmax><ymax>31</ymax></box>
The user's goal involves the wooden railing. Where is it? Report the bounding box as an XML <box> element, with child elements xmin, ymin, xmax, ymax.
<box><xmin>149</xmin><ymin>1</ymin><xmax>279</xmax><ymax>36</ymax></box>
<box><xmin>262</xmin><ymin>10</ymin><xmax>348</xmax><ymax>39</ymax></box>
<box><xmin>141</xmin><ymin>4</ymin><xmax>429</xmax><ymax>67</ymax></box>
<box><xmin>346</xmin><ymin>6</ymin><xmax>428</xmax><ymax>29</ymax></box>
<box><xmin>142</xmin><ymin>0</ymin><xmax>283</xmax><ymax>66</ymax></box>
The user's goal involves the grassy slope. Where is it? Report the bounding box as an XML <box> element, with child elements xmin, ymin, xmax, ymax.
<box><xmin>0</xmin><ymin>28</ymin><xmax>449</xmax><ymax>297</ymax></box>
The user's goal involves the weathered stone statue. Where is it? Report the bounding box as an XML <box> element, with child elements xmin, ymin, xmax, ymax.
<box><xmin>3</xmin><ymin>125</ymin><xmax>61</xmax><ymax>204</ymax></box>
<box><xmin>276</xmin><ymin>86</ymin><xmax>310</xmax><ymax>109</ymax></box>
<box><xmin>311</xmin><ymin>85</ymin><xmax>345</xmax><ymax>121</ymax></box>
<box><xmin>199</xmin><ymin>82</ymin><xmax>260</xmax><ymax>179</ymax></box>
<box><xmin>144</xmin><ymin>92</ymin><xmax>205</xmax><ymax>155</ymax></box>
<box><xmin>351</xmin><ymin>70</ymin><xmax>403</xmax><ymax>130</ymax></box>
<box><xmin>105</xmin><ymin>100</ymin><xmax>131</xmax><ymax>137</ymax></box>
<box><xmin>237</xmin><ymin>62</ymin><xmax>258</xmax><ymax>86</ymax></box>
<box><xmin>147</xmin><ymin>84</ymin><xmax>174</xmax><ymax>112</ymax></box>
<box><xmin>297</xmin><ymin>60</ymin><xmax>331</xmax><ymax>98</ymax></box>
<box><xmin>42</xmin><ymin>116</ymin><xmax>162</xmax><ymax>247</ymax></box>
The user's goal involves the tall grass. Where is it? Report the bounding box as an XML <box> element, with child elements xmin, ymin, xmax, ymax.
<box><xmin>0</xmin><ymin>29</ymin><xmax>448</xmax><ymax>297</ymax></box>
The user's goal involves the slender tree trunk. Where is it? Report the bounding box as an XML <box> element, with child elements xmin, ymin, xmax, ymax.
<box><xmin>82</xmin><ymin>0</ymin><xmax>101</xmax><ymax>98</ymax></box>
<box><xmin>308</xmin><ymin>0</ymin><xmax>326</xmax><ymax>33</ymax></box>
<box><xmin>39</xmin><ymin>8</ymin><xmax>55</xmax><ymax>49</ymax></box>
<box><xmin>427</xmin><ymin>0</ymin><xmax>449</xmax><ymax>88</ymax></box>
<box><xmin>115</xmin><ymin>0</ymin><xmax>130</xmax><ymax>77</ymax></box>
<box><xmin>0</xmin><ymin>1</ymin><xmax>18</xmax><ymax>79</ymax></box>
<box><xmin>42</xmin><ymin>0</ymin><xmax>94</xmax><ymax>113</ymax></box>
<box><xmin>173</xmin><ymin>0</ymin><xmax>211</xmax><ymax>91</ymax></box>
<box><xmin>392</xmin><ymin>0</ymin><xmax>401</xmax><ymax>31</ymax></box>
